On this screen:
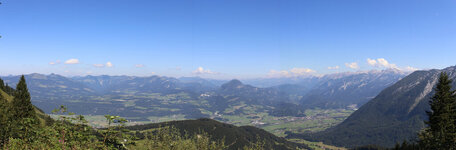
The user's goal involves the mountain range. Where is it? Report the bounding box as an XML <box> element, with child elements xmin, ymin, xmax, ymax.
<box><xmin>0</xmin><ymin>70</ymin><xmax>407</xmax><ymax>119</ymax></box>
<box><xmin>288</xmin><ymin>65</ymin><xmax>456</xmax><ymax>148</ymax></box>
<box><xmin>300</xmin><ymin>69</ymin><xmax>406</xmax><ymax>108</ymax></box>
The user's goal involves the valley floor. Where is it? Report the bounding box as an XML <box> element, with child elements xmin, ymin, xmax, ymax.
<box><xmin>59</xmin><ymin>108</ymin><xmax>354</xmax><ymax>138</ymax></box>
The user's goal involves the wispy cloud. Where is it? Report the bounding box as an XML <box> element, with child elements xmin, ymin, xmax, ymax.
<box><xmin>345</xmin><ymin>62</ymin><xmax>359</xmax><ymax>69</ymax></box>
<box><xmin>268</xmin><ymin>67</ymin><xmax>316</xmax><ymax>78</ymax></box>
<box><xmin>327</xmin><ymin>66</ymin><xmax>340</xmax><ymax>70</ymax></box>
<box><xmin>135</xmin><ymin>64</ymin><xmax>145</xmax><ymax>68</ymax></box>
<box><xmin>106</xmin><ymin>62</ymin><xmax>113</xmax><ymax>67</ymax></box>
<box><xmin>64</xmin><ymin>59</ymin><xmax>79</xmax><ymax>64</ymax></box>
<box><xmin>93</xmin><ymin>64</ymin><xmax>105</xmax><ymax>68</ymax></box>
<box><xmin>192</xmin><ymin>67</ymin><xmax>219</xmax><ymax>75</ymax></box>
<box><xmin>404</xmin><ymin>66</ymin><xmax>419</xmax><ymax>72</ymax></box>
<box><xmin>93</xmin><ymin>62</ymin><xmax>113</xmax><ymax>68</ymax></box>
<box><xmin>290</xmin><ymin>68</ymin><xmax>316</xmax><ymax>75</ymax></box>
<box><xmin>49</xmin><ymin>60</ymin><xmax>61</xmax><ymax>65</ymax></box>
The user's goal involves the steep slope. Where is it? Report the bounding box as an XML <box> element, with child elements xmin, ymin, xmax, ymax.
<box><xmin>288</xmin><ymin>66</ymin><xmax>456</xmax><ymax>148</ymax></box>
<box><xmin>300</xmin><ymin>69</ymin><xmax>406</xmax><ymax>108</ymax></box>
<box><xmin>126</xmin><ymin>118</ymin><xmax>309</xmax><ymax>150</ymax></box>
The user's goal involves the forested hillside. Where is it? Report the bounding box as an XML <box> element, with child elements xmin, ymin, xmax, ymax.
<box><xmin>127</xmin><ymin>118</ymin><xmax>308</xmax><ymax>150</ymax></box>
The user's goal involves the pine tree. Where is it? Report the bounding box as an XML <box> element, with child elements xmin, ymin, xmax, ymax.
<box><xmin>419</xmin><ymin>72</ymin><xmax>456</xmax><ymax>149</ymax></box>
<box><xmin>11</xmin><ymin>75</ymin><xmax>38</xmax><ymax>138</ymax></box>
<box><xmin>12</xmin><ymin>75</ymin><xmax>36</xmax><ymax>120</ymax></box>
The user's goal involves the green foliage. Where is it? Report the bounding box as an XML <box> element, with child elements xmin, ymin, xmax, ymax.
<box><xmin>419</xmin><ymin>72</ymin><xmax>456</xmax><ymax>149</ymax></box>
<box><xmin>101</xmin><ymin>114</ymin><xmax>133</xmax><ymax>149</ymax></box>
<box><xmin>0</xmin><ymin>92</ymin><xmax>12</xmax><ymax>147</ymax></box>
<box><xmin>135</xmin><ymin>126</ymin><xmax>226</xmax><ymax>150</ymax></box>
<box><xmin>242</xmin><ymin>135</ymin><xmax>266</xmax><ymax>150</ymax></box>
<box><xmin>392</xmin><ymin>140</ymin><xmax>420</xmax><ymax>150</ymax></box>
<box><xmin>127</xmin><ymin>118</ymin><xmax>308</xmax><ymax>150</ymax></box>
<box><xmin>51</xmin><ymin>105</ymin><xmax>105</xmax><ymax>149</ymax></box>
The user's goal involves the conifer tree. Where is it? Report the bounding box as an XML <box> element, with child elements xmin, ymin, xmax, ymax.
<box><xmin>12</xmin><ymin>75</ymin><xmax>36</xmax><ymax>120</ymax></box>
<box><xmin>11</xmin><ymin>75</ymin><xmax>38</xmax><ymax>139</ymax></box>
<box><xmin>419</xmin><ymin>72</ymin><xmax>456</xmax><ymax>149</ymax></box>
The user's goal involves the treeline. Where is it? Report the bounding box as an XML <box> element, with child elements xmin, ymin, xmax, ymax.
<box><xmin>0</xmin><ymin>77</ymin><xmax>15</xmax><ymax>96</ymax></box>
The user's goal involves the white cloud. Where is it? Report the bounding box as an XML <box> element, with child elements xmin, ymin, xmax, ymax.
<box><xmin>367</xmin><ymin>58</ymin><xmax>398</xmax><ymax>69</ymax></box>
<box><xmin>327</xmin><ymin>66</ymin><xmax>340</xmax><ymax>70</ymax></box>
<box><xmin>106</xmin><ymin>62</ymin><xmax>113</xmax><ymax>67</ymax></box>
<box><xmin>345</xmin><ymin>62</ymin><xmax>359</xmax><ymax>69</ymax></box>
<box><xmin>93</xmin><ymin>64</ymin><xmax>105</xmax><ymax>68</ymax></box>
<box><xmin>135</xmin><ymin>64</ymin><xmax>144</xmax><ymax>68</ymax></box>
<box><xmin>367</xmin><ymin>58</ymin><xmax>377</xmax><ymax>66</ymax></box>
<box><xmin>192</xmin><ymin>67</ymin><xmax>218</xmax><ymax>75</ymax></box>
<box><xmin>367</xmin><ymin>58</ymin><xmax>419</xmax><ymax>72</ymax></box>
<box><xmin>92</xmin><ymin>62</ymin><xmax>113</xmax><ymax>68</ymax></box>
<box><xmin>377</xmin><ymin>58</ymin><xmax>398</xmax><ymax>69</ymax></box>
<box><xmin>268</xmin><ymin>67</ymin><xmax>316</xmax><ymax>77</ymax></box>
<box><xmin>64</xmin><ymin>59</ymin><xmax>79</xmax><ymax>64</ymax></box>
<box><xmin>404</xmin><ymin>66</ymin><xmax>419</xmax><ymax>72</ymax></box>
<box><xmin>49</xmin><ymin>60</ymin><xmax>61</xmax><ymax>65</ymax></box>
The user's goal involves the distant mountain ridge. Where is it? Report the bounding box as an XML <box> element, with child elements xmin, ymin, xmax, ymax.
<box><xmin>300</xmin><ymin>69</ymin><xmax>407</xmax><ymax>108</ymax></box>
<box><xmin>288</xmin><ymin>66</ymin><xmax>456</xmax><ymax>148</ymax></box>
<box><xmin>0</xmin><ymin>70</ymin><xmax>407</xmax><ymax>119</ymax></box>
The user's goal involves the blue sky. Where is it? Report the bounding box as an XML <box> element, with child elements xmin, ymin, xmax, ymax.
<box><xmin>0</xmin><ymin>0</ymin><xmax>455</xmax><ymax>79</ymax></box>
